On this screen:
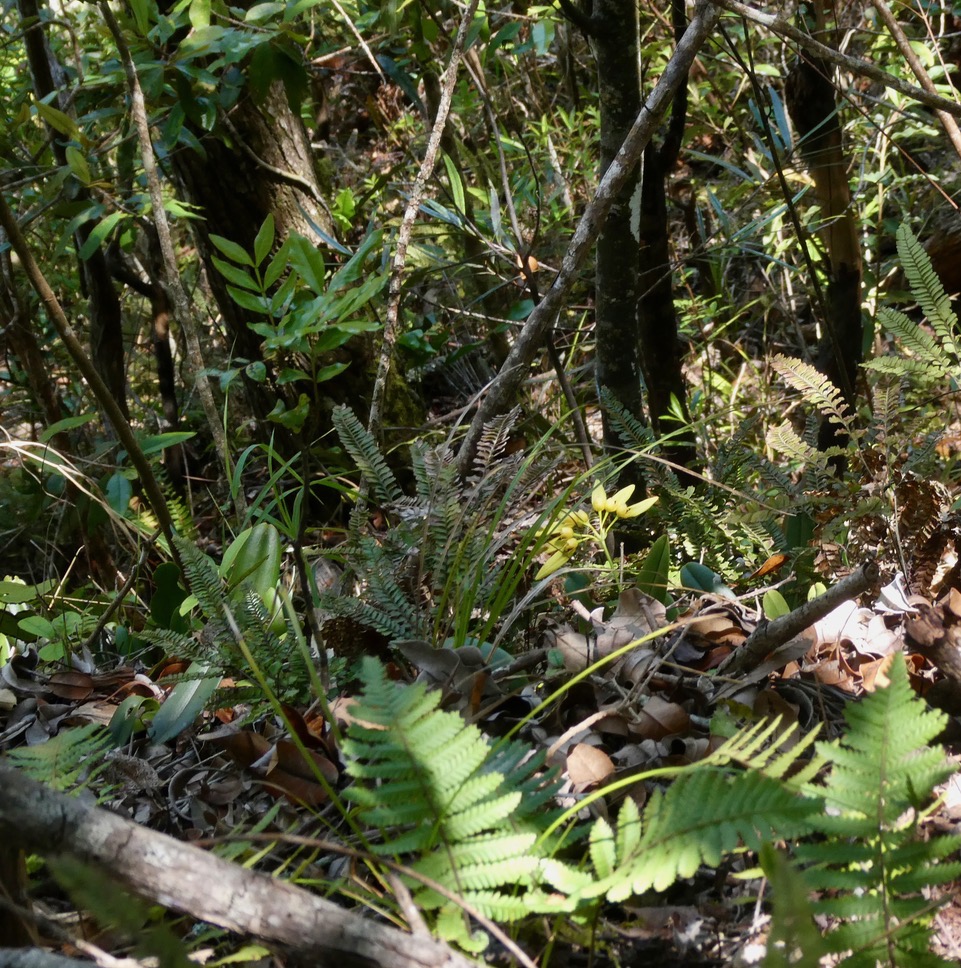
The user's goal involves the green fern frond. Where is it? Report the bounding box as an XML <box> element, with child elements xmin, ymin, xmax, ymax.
<box><xmin>342</xmin><ymin>657</ymin><xmax>562</xmax><ymax>938</ymax></box>
<box><xmin>766</xmin><ymin>421</ymin><xmax>821</xmax><ymax>464</ymax></box>
<box><xmin>468</xmin><ymin>407</ymin><xmax>520</xmax><ymax>486</ymax></box>
<box><xmin>598</xmin><ymin>387</ymin><xmax>656</xmax><ymax>452</ymax></box>
<box><xmin>782</xmin><ymin>653</ymin><xmax>961</xmax><ymax>966</ymax></box>
<box><xmin>771</xmin><ymin>355</ymin><xmax>852</xmax><ymax>428</ymax></box>
<box><xmin>897</xmin><ymin>221</ymin><xmax>960</xmax><ymax>359</ymax></box>
<box><xmin>870</xmin><ymin>308</ymin><xmax>955</xmax><ymax>379</ymax></box>
<box><xmin>174</xmin><ymin>536</ymin><xmax>227</xmax><ymax>619</ymax></box>
<box><xmin>6</xmin><ymin>723</ymin><xmax>112</xmax><ymax>791</ymax></box>
<box><xmin>871</xmin><ymin>374</ymin><xmax>903</xmax><ymax>447</ymax></box>
<box><xmin>332</xmin><ymin>404</ymin><xmax>402</xmax><ymax>505</ymax></box>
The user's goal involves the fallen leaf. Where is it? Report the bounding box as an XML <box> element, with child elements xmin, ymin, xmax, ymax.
<box><xmin>566</xmin><ymin>743</ymin><xmax>614</xmax><ymax>791</ymax></box>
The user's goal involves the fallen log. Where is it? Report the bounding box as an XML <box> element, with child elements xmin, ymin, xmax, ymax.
<box><xmin>0</xmin><ymin>765</ymin><xmax>476</xmax><ymax>968</ymax></box>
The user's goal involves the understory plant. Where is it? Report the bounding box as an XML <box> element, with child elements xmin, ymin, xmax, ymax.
<box><xmin>340</xmin><ymin>651</ymin><xmax>960</xmax><ymax>963</ymax></box>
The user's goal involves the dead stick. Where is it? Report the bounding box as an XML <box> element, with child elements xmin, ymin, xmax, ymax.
<box><xmin>0</xmin><ymin>766</ymin><xmax>476</xmax><ymax>968</ymax></box>
<box><xmin>719</xmin><ymin>560</ymin><xmax>880</xmax><ymax>676</ymax></box>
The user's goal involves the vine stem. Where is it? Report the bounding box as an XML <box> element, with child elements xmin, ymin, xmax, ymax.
<box><xmin>366</xmin><ymin>0</ymin><xmax>483</xmax><ymax>447</ymax></box>
<box><xmin>99</xmin><ymin>1</ymin><xmax>245</xmax><ymax>523</ymax></box>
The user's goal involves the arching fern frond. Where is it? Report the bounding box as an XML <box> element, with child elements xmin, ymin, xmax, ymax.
<box><xmin>788</xmin><ymin>653</ymin><xmax>961</xmax><ymax>965</ymax></box>
<box><xmin>897</xmin><ymin>221</ymin><xmax>960</xmax><ymax>359</ymax></box>
<box><xmin>868</xmin><ymin>308</ymin><xmax>954</xmax><ymax>380</ymax></box>
<box><xmin>771</xmin><ymin>355</ymin><xmax>852</xmax><ymax>429</ymax></box>
<box><xmin>332</xmin><ymin>405</ymin><xmax>402</xmax><ymax>505</ymax></box>
<box><xmin>342</xmin><ymin>657</ymin><xmax>562</xmax><ymax>949</ymax></box>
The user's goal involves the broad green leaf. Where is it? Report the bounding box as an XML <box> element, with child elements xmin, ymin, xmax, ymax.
<box><xmin>141</xmin><ymin>431</ymin><xmax>195</xmax><ymax>455</ymax></box>
<box><xmin>253</xmin><ymin>213</ymin><xmax>275</xmax><ymax>266</ymax></box>
<box><xmin>40</xmin><ymin>413</ymin><xmax>98</xmax><ymax>442</ymax></box>
<box><xmin>267</xmin><ymin>394</ymin><xmax>310</xmax><ymax>432</ymax></box>
<box><xmin>226</xmin><ymin>285</ymin><xmax>269</xmax><ymax>313</ymax></box>
<box><xmin>148</xmin><ymin>669</ymin><xmax>221</xmax><ymax>744</ymax></box>
<box><xmin>763</xmin><ymin>589</ymin><xmax>791</xmax><ymax>620</ymax></box>
<box><xmin>245</xmin><ymin>360</ymin><xmax>267</xmax><ymax>382</ymax></box>
<box><xmin>189</xmin><ymin>0</ymin><xmax>210</xmax><ymax>28</ymax></box>
<box><xmin>105</xmin><ymin>471</ymin><xmax>133</xmax><ymax>514</ymax></box>
<box><xmin>221</xmin><ymin>522</ymin><xmax>282</xmax><ymax>603</ymax></box>
<box><xmin>65</xmin><ymin>145</ymin><xmax>91</xmax><ymax>186</ymax></box>
<box><xmin>209</xmin><ymin>233</ymin><xmax>254</xmax><ymax>266</ymax></box>
<box><xmin>327</xmin><ymin>229</ymin><xmax>384</xmax><ymax>292</ymax></box>
<box><xmin>679</xmin><ymin>561</ymin><xmax>735</xmax><ymax>598</ymax></box>
<box><xmin>635</xmin><ymin>534</ymin><xmax>671</xmax><ymax>604</ymax></box>
<box><xmin>246</xmin><ymin>1</ymin><xmax>285</xmax><ymax>22</ymax></box>
<box><xmin>212</xmin><ymin>255</ymin><xmax>260</xmax><ymax>291</ymax></box>
<box><xmin>0</xmin><ymin>578</ymin><xmax>55</xmax><ymax>605</ymax></box>
<box><xmin>314</xmin><ymin>361</ymin><xmax>348</xmax><ymax>383</ymax></box>
<box><xmin>442</xmin><ymin>153</ymin><xmax>466</xmax><ymax>216</ymax></box>
<box><xmin>128</xmin><ymin>0</ymin><xmax>151</xmax><ymax>34</ymax></box>
<box><xmin>287</xmin><ymin>234</ymin><xmax>328</xmax><ymax>292</ymax></box>
<box><xmin>36</xmin><ymin>101</ymin><xmax>79</xmax><ymax>140</ymax></box>
<box><xmin>78</xmin><ymin>211</ymin><xmax>126</xmax><ymax>260</ymax></box>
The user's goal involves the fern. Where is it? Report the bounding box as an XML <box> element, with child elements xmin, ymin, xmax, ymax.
<box><xmin>322</xmin><ymin>408</ymin><xmax>561</xmax><ymax>652</ymax></box>
<box><xmin>869</xmin><ymin>309</ymin><xmax>955</xmax><ymax>381</ymax></box>
<box><xmin>342</xmin><ymin>657</ymin><xmax>562</xmax><ymax>949</ymax></box>
<box><xmin>771</xmin><ymin>354</ymin><xmax>853</xmax><ymax>430</ymax></box>
<box><xmin>897</xmin><ymin>221</ymin><xmax>960</xmax><ymax>360</ymax></box>
<box><xmin>332</xmin><ymin>404</ymin><xmax>402</xmax><ymax>505</ymax></box>
<box><xmin>6</xmin><ymin>723</ymin><xmax>113</xmax><ymax>791</ymax></box>
<box><xmin>139</xmin><ymin>537</ymin><xmax>309</xmax><ymax>703</ymax></box>
<box><xmin>776</xmin><ymin>653</ymin><xmax>961</xmax><ymax>966</ymax></box>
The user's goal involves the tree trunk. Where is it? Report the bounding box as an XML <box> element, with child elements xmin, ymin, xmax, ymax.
<box><xmin>591</xmin><ymin>0</ymin><xmax>645</xmax><ymax>461</ymax></box>
<box><xmin>636</xmin><ymin>0</ymin><xmax>697</xmax><ymax>472</ymax></box>
<box><xmin>785</xmin><ymin>11</ymin><xmax>862</xmax><ymax>457</ymax></box>
<box><xmin>170</xmin><ymin>81</ymin><xmax>343</xmax><ymax>435</ymax></box>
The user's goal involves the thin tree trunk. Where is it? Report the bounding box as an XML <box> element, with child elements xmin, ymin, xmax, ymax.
<box><xmin>636</xmin><ymin>0</ymin><xmax>697</xmax><ymax>472</ymax></box>
<box><xmin>18</xmin><ymin>0</ymin><xmax>128</xmax><ymax>420</ymax></box>
<box><xmin>591</xmin><ymin>0</ymin><xmax>644</xmax><ymax>460</ymax></box>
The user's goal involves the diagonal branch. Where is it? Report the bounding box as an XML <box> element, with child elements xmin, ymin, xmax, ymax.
<box><xmin>455</xmin><ymin>0</ymin><xmax>722</xmax><ymax>476</ymax></box>
<box><xmin>718</xmin><ymin>0</ymin><xmax>961</xmax><ymax>119</ymax></box>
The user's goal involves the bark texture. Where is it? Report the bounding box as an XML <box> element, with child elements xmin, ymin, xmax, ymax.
<box><xmin>0</xmin><ymin>765</ymin><xmax>475</xmax><ymax>968</ymax></box>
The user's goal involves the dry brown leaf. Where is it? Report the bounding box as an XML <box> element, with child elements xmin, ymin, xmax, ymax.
<box><xmin>632</xmin><ymin>696</ymin><xmax>689</xmax><ymax>741</ymax></box>
<box><xmin>46</xmin><ymin>670</ymin><xmax>94</xmax><ymax>701</ymax></box>
<box><xmin>566</xmin><ymin>743</ymin><xmax>615</xmax><ymax>791</ymax></box>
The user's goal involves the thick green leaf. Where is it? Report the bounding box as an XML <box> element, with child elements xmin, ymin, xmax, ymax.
<box><xmin>636</xmin><ymin>534</ymin><xmax>671</xmax><ymax>604</ymax></box>
<box><xmin>212</xmin><ymin>256</ymin><xmax>259</xmax><ymax>291</ymax></box>
<box><xmin>148</xmin><ymin>670</ymin><xmax>221</xmax><ymax>744</ymax></box>
<box><xmin>36</xmin><ymin>101</ymin><xmax>79</xmax><ymax>140</ymax></box>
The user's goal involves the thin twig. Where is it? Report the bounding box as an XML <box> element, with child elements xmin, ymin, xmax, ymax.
<box><xmin>99</xmin><ymin>1</ymin><xmax>245</xmax><ymax>523</ymax></box>
<box><xmin>367</xmin><ymin>0</ymin><xmax>483</xmax><ymax>444</ymax></box>
<box><xmin>870</xmin><ymin>0</ymin><xmax>961</xmax><ymax>162</ymax></box>
<box><xmin>716</xmin><ymin>0</ymin><xmax>961</xmax><ymax>119</ymax></box>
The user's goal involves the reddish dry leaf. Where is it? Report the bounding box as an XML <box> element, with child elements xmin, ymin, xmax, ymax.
<box><xmin>566</xmin><ymin>742</ymin><xmax>615</xmax><ymax>791</ymax></box>
<box><xmin>46</xmin><ymin>671</ymin><xmax>94</xmax><ymax>701</ymax></box>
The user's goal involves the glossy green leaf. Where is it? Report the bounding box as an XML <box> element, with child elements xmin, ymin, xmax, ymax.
<box><xmin>635</xmin><ymin>534</ymin><xmax>671</xmax><ymax>604</ymax></box>
<box><xmin>36</xmin><ymin>101</ymin><xmax>79</xmax><ymax>140</ymax></box>
<box><xmin>253</xmin><ymin>214</ymin><xmax>275</xmax><ymax>266</ymax></box>
<box><xmin>148</xmin><ymin>669</ymin><xmax>221</xmax><ymax>744</ymax></box>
